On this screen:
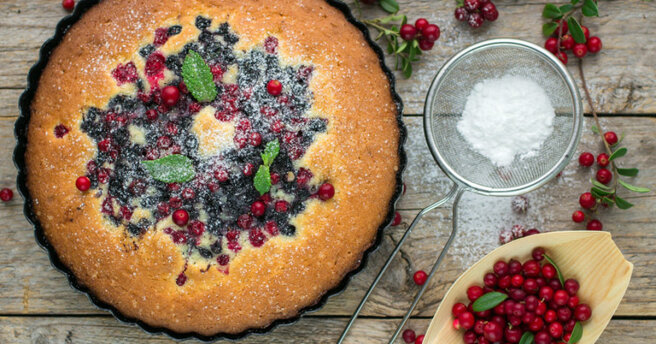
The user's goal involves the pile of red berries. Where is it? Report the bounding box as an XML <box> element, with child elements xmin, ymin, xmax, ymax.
<box><xmin>544</xmin><ymin>21</ymin><xmax>602</xmax><ymax>65</ymax></box>
<box><xmin>399</xmin><ymin>18</ymin><xmax>441</xmax><ymax>51</ymax></box>
<box><xmin>454</xmin><ymin>0</ymin><xmax>499</xmax><ymax>29</ymax></box>
<box><xmin>452</xmin><ymin>247</ymin><xmax>592</xmax><ymax>343</ymax></box>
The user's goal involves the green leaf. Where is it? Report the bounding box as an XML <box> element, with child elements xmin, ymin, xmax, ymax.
<box><xmin>582</xmin><ymin>0</ymin><xmax>599</xmax><ymax>17</ymax></box>
<box><xmin>182</xmin><ymin>50</ymin><xmax>218</xmax><ymax>102</ymax></box>
<box><xmin>559</xmin><ymin>4</ymin><xmax>574</xmax><ymax>13</ymax></box>
<box><xmin>590</xmin><ymin>179</ymin><xmax>613</xmax><ymax>191</ymax></box>
<box><xmin>601</xmin><ymin>196</ymin><xmax>615</xmax><ymax>206</ymax></box>
<box><xmin>571</xmin><ymin>0</ymin><xmax>580</xmax><ymax>5</ymax></box>
<box><xmin>142</xmin><ymin>154</ymin><xmax>195</xmax><ymax>183</ymax></box>
<box><xmin>568</xmin><ymin>322</ymin><xmax>583</xmax><ymax>344</ymax></box>
<box><xmin>456</xmin><ymin>0</ymin><xmax>464</xmax><ymax>7</ymax></box>
<box><xmin>396</xmin><ymin>41</ymin><xmax>408</xmax><ymax>54</ymax></box>
<box><xmin>387</xmin><ymin>41</ymin><xmax>394</xmax><ymax>54</ymax></box>
<box><xmin>261</xmin><ymin>140</ymin><xmax>280</xmax><ymax>166</ymax></box>
<box><xmin>253</xmin><ymin>165</ymin><xmax>271</xmax><ymax>195</ymax></box>
<box><xmin>543</xmin><ymin>22</ymin><xmax>559</xmax><ymax>36</ymax></box>
<box><xmin>614</xmin><ymin>196</ymin><xmax>634</xmax><ymax>210</ymax></box>
<box><xmin>379</xmin><ymin>14</ymin><xmax>404</xmax><ymax>24</ymax></box>
<box><xmin>590</xmin><ymin>125</ymin><xmax>600</xmax><ymax>134</ymax></box>
<box><xmin>402</xmin><ymin>60</ymin><xmax>413</xmax><ymax>78</ymax></box>
<box><xmin>591</xmin><ymin>186</ymin><xmax>613</xmax><ymax>197</ymax></box>
<box><xmin>519</xmin><ymin>332</ymin><xmax>534</xmax><ymax>344</ymax></box>
<box><xmin>542</xmin><ymin>4</ymin><xmax>562</xmax><ymax>19</ymax></box>
<box><xmin>401</xmin><ymin>15</ymin><xmax>407</xmax><ymax>27</ymax></box>
<box><xmin>379</xmin><ymin>0</ymin><xmax>399</xmax><ymax>14</ymax></box>
<box><xmin>617</xmin><ymin>168</ymin><xmax>639</xmax><ymax>177</ymax></box>
<box><xmin>618</xmin><ymin>180</ymin><xmax>651</xmax><ymax>193</ymax></box>
<box><xmin>472</xmin><ymin>292</ymin><xmax>508</xmax><ymax>312</ymax></box>
<box><xmin>543</xmin><ymin>254</ymin><xmax>565</xmax><ymax>288</ymax></box>
<box><xmin>609</xmin><ymin>147</ymin><xmax>627</xmax><ymax>161</ymax></box>
<box><xmin>567</xmin><ymin>17</ymin><xmax>587</xmax><ymax>44</ymax></box>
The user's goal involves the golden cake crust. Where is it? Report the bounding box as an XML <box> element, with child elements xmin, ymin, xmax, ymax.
<box><xmin>26</xmin><ymin>0</ymin><xmax>399</xmax><ymax>335</ymax></box>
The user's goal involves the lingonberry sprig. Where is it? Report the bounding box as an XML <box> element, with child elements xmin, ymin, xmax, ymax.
<box><xmin>353</xmin><ymin>2</ymin><xmax>440</xmax><ymax>78</ymax></box>
<box><xmin>454</xmin><ymin>0</ymin><xmax>500</xmax><ymax>29</ymax></box>
<box><xmin>541</xmin><ymin>0</ymin><xmax>602</xmax><ymax>65</ymax></box>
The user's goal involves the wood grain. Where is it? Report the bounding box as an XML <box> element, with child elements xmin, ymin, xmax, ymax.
<box><xmin>0</xmin><ymin>316</ymin><xmax>653</xmax><ymax>343</ymax></box>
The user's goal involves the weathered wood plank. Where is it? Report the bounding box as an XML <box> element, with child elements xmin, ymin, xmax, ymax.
<box><xmin>0</xmin><ymin>0</ymin><xmax>655</xmax><ymax>114</ymax></box>
<box><xmin>0</xmin><ymin>316</ymin><xmax>652</xmax><ymax>343</ymax></box>
<box><xmin>1</xmin><ymin>116</ymin><xmax>654</xmax><ymax>317</ymax></box>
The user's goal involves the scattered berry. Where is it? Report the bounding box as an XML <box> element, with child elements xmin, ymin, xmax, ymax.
<box><xmin>467</xmin><ymin>12</ymin><xmax>484</xmax><ymax>28</ymax></box>
<box><xmin>172</xmin><ymin>209</ymin><xmax>189</xmax><ymax>226</ymax></box>
<box><xmin>62</xmin><ymin>0</ymin><xmax>75</xmax><ymax>11</ymax></box>
<box><xmin>578</xmin><ymin>152</ymin><xmax>594</xmax><ymax>167</ymax></box>
<box><xmin>251</xmin><ymin>201</ymin><xmax>266</xmax><ymax>217</ymax></box>
<box><xmin>579</xmin><ymin>192</ymin><xmax>596</xmax><ymax>209</ymax></box>
<box><xmin>511</xmin><ymin>196</ymin><xmax>529</xmax><ymax>213</ymax></box>
<box><xmin>604</xmin><ymin>131</ymin><xmax>618</xmax><ymax>145</ymax></box>
<box><xmin>586</xmin><ymin>219</ymin><xmax>603</xmax><ymax>231</ymax></box>
<box><xmin>413</xmin><ymin>270</ymin><xmax>428</xmax><ymax>285</ymax></box>
<box><xmin>596</xmin><ymin>168</ymin><xmax>612</xmax><ymax>184</ymax></box>
<box><xmin>587</xmin><ymin>36</ymin><xmax>602</xmax><ymax>53</ymax></box>
<box><xmin>318</xmin><ymin>183</ymin><xmax>335</xmax><ymax>201</ymax></box>
<box><xmin>392</xmin><ymin>211</ymin><xmax>402</xmax><ymax>226</ymax></box>
<box><xmin>597</xmin><ymin>153</ymin><xmax>610</xmax><ymax>167</ymax></box>
<box><xmin>75</xmin><ymin>176</ymin><xmax>91</xmax><ymax>191</ymax></box>
<box><xmin>266</xmin><ymin>79</ymin><xmax>283</xmax><ymax>96</ymax></box>
<box><xmin>415</xmin><ymin>334</ymin><xmax>425</xmax><ymax>344</ymax></box>
<box><xmin>402</xmin><ymin>329</ymin><xmax>416</xmax><ymax>344</ymax></box>
<box><xmin>572</xmin><ymin>210</ymin><xmax>585</xmax><ymax>223</ymax></box>
<box><xmin>418</xmin><ymin>38</ymin><xmax>434</xmax><ymax>51</ymax></box>
<box><xmin>480</xmin><ymin>2</ymin><xmax>499</xmax><ymax>22</ymax></box>
<box><xmin>161</xmin><ymin>85</ymin><xmax>180</xmax><ymax>107</ymax></box>
<box><xmin>454</xmin><ymin>7</ymin><xmax>469</xmax><ymax>22</ymax></box>
<box><xmin>0</xmin><ymin>188</ymin><xmax>13</xmax><ymax>202</ymax></box>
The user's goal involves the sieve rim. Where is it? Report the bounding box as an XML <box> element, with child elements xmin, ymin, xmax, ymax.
<box><xmin>423</xmin><ymin>38</ymin><xmax>583</xmax><ymax>196</ymax></box>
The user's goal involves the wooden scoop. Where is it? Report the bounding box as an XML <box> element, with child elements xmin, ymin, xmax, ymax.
<box><xmin>424</xmin><ymin>231</ymin><xmax>633</xmax><ymax>344</ymax></box>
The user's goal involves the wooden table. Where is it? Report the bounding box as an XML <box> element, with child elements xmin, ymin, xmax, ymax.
<box><xmin>1</xmin><ymin>0</ymin><xmax>654</xmax><ymax>342</ymax></box>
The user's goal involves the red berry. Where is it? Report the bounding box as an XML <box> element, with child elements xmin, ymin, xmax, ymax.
<box><xmin>553</xmin><ymin>290</ymin><xmax>569</xmax><ymax>306</ymax></box>
<box><xmin>480</xmin><ymin>3</ymin><xmax>499</xmax><ymax>22</ymax></box>
<box><xmin>560</xmin><ymin>35</ymin><xmax>575</xmax><ymax>50</ymax></box>
<box><xmin>597</xmin><ymin>153</ymin><xmax>610</xmax><ymax>167</ymax></box>
<box><xmin>459</xmin><ymin>312</ymin><xmax>475</xmax><ymax>329</ymax></box>
<box><xmin>555</xmin><ymin>19</ymin><xmax>569</xmax><ymax>35</ymax></box>
<box><xmin>464</xmin><ymin>0</ymin><xmax>480</xmax><ymax>12</ymax></box>
<box><xmin>578</xmin><ymin>152</ymin><xmax>594</xmax><ymax>166</ymax></box>
<box><xmin>556</xmin><ymin>50</ymin><xmax>568</xmax><ymax>64</ymax></box>
<box><xmin>574</xmin><ymin>304</ymin><xmax>592</xmax><ymax>321</ymax></box>
<box><xmin>544</xmin><ymin>37</ymin><xmax>558</xmax><ymax>54</ymax></box>
<box><xmin>579</xmin><ymin>192</ymin><xmax>596</xmax><ymax>209</ymax></box>
<box><xmin>564</xmin><ymin>279</ymin><xmax>580</xmax><ymax>295</ymax></box>
<box><xmin>418</xmin><ymin>38</ymin><xmax>434</xmax><ymax>51</ymax></box>
<box><xmin>529</xmin><ymin>316</ymin><xmax>545</xmax><ymax>332</ymax></box>
<box><xmin>0</xmin><ymin>188</ymin><xmax>13</xmax><ymax>202</ymax></box>
<box><xmin>542</xmin><ymin>264</ymin><xmax>557</xmax><ymax>279</ymax></box>
<box><xmin>596</xmin><ymin>168</ymin><xmax>613</xmax><ymax>184</ymax></box>
<box><xmin>249</xmin><ymin>228</ymin><xmax>266</xmax><ymax>247</ymax></box>
<box><xmin>483</xmin><ymin>321</ymin><xmax>503</xmax><ymax>342</ymax></box>
<box><xmin>161</xmin><ymin>85</ymin><xmax>180</xmax><ymax>107</ymax></box>
<box><xmin>266</xmin><ymin>80</ymin><xmax>282</xmax><ymax>96</ymax></box>
<box><xmin>493</xmin><ymin>260</ymin><xmax>509</xmax><ymax>276</ymax></box>
<box><xmin>581</xmin><ymin>25</ymin><xmax>590</xmax><ymax>40</ymax></box>
<box><xmin>484</xmin><ymin>273</ymin><xmax>498</xmax><ymax>287</ymax></box>
<box><xmin>523</xmin><ymin>260</ymin><xmax>541</xmax><ymax>277</ymax></box>
<box><xmin>402</xmin><ymin>329</ymin><xmax>416</xmax><ymax>344</ymax></box>
<box><xmin>414</xmin><ymin>18</ymin><xmax>429</xmax><ymax>30</ymax></box>
<box><xmin>188</xmin><ymin>221</ymin><xmax>205</xmax><ymax>236</ymax></box>
<box><xmin>318</xmin><ymin>183</ymin><xmax>335</xmax><ymax>200</ymax></box>
<box><xmin>452</xmin><ymin>302</ymin><xmax>467</xmax><ymax>317</ymax></box>
<box><xmin>237</xmin><ymin>214</ymin><xmax>253</xmax><ymax>229</ymax></box>
<box><xmin>532</xmin><ymin>247</ymin><xmax>546</xmax><ymax>261</ymax></box>
<box><xmin>415</xmin><ymin>334</ymin><xmax>424</xmax><ymax>344</ymax></box>
<box><xmin>62</xmin><ymin>0</ymin><xmax>75</xmax><ymax>11</ymax></box>
<box><xmin>413</xmin><ymin>270</ymin><xmax>428</xmax><ymax>285</ymax></box>
<box><xmin>572</xmin><ymin>210</ymin><xmax>585</xmax><ymax>223</ymax></box>
<box><xmin>454</xmin><ymin>7</ymin><xmax>469</xmax><ymax>22</ymax></box>
<box><xmin>392</xmin><ymin>211</ymin><xmax>402</xmax><ymax>226</ymax></box>
<box><xmin>468</xmin><ymin>12</ymin><xmax>484</xmax><ymax>28</ymax></box>
<box><xmin>243</xmin><ymin>163</ymin><xmax>254</xmax><ymax>176</ymax></box>
<box><xmin>586</xmin><ymin>219</ymin><xmax>603</xmax><ymax>231</ymax></box>
<box><xmin>172</xmin><ymin>209</ymin><xmax>189</xmax><ymax>226</ymax></box>
<box><xmin>544</xmin><ymin>309</ymin><xmax>557</xmax><ymax>323</ymax></box>
<box><xmin>539</xmin><ymin>286</ymin><xmax>554</xmax><ymax>301</ymax></box>
<box><xmin>250</xmin><ymin>132</ymin><xmax>262</xmax><ymax>146</ymax></box>
<box><xmin>400</xmin><ymin>24</ymin><xmax>418</xmax><ymax>41</ymax></box>
<box><xmin>275</xmin><ymin>200</ymin><xmax>289</xmax><ymax>212</ymax></box>
<box><xmin>604</xmin><ymin>131</ymin><xmax>618</xmax><ymax>145</ymax></box>
<box><xmin>421</xmin><ymin>24</ymin><xmax>440</xmax><ymax>42</ymax></box>
<box><xmin>75</xmin><ymin>176</ymin><xmax>91</xmax><ymax>191</ymax></box>
<box><xmin>549</xmin><ymin>322</ymin><xmax>564</xmax><ymax>338</ymax></box>
<box><xmin>265</xmin><ymin>221</ymin><xmax>279</xmax><ymax>236</ymax></box>
<box><xmin>467</xmin><ymin>285</ymin><xmax>484</xmax><ymax>301</ymax></box>
<box><xmin>146</xmin><ymin>109</ymin><xmax>158</xmax><ymax>121</ymax></box>
<box><xmin>568</xmin><ymin>295</ymin><xmax>580</xmax><ymax>309</ymax></box>
<box><xmin>573</xmin><ymin>43</ymin><xmax>588</xmax><ymax>58</ymax></box>
<box><xmin>511</xmin><ymin>274</ymin><xmax>524</xmax><ymax>287</ymax></box>
<box><xmin>251</xmin><ymin>201</ymin><xmax>266</xmax><ymax>217</ymax></box>
<box><xmin>587</xmin><ymin>36</ymin><xmax>602</xmax><ymax>53</ymax></box>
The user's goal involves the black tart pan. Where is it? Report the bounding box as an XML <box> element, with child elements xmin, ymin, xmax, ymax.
<box><xmin>14</xmin><ymin>0</ymin><xmax>407</xmax><ymax>340</ymax></box>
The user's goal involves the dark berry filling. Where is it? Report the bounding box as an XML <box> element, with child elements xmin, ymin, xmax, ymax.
<box><xmin>79</xmin><ymin>18</ymin><xmax>330</xmax><ymax>282</ymax></box>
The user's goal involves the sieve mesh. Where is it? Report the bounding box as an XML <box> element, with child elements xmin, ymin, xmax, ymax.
<box><xmin>424</xmin><ymin>39</ymin><xmax>582</xmax><ymax>195</ymax></box>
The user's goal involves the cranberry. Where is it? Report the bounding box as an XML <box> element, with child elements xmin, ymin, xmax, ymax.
<box><xmin>572</xmin><ymin>210</ymin><xmax>585</xmax><ymax>223</ymax></box>
<box><xmin>62</xmin><ymin>0</ymin><xmax>75</xmax><ymax>11</ymax></box>
<box><xmin>454</xmin><ymin>7</ymin><xmax>469</xmax><ymax>22</ymax></box>
<box><xmin>452</xmin><ymin>302</ymin><xmax>467</xmax><ymax>317</ymax></box>
<box><xmin>157</xmin><ymin>202</ymin><xmax>170</xmax><ymax>216</ymax></box>
<box><xmin>458</xmin><ymin>312</ymin><xmax>475</xmax><ymax>329</ymax></box>
<box><xmin>214</xmin><ymin>168</ymin><xmax>229</xmax><ymax>182</ymax></box>
<box><xmin>414</xmin><ymin>270</ymin><xmax>428</xmax><ymax>285</ymax></box>
<box><xmin>249</xmin><ymin>229</ymin><xmax>266</xmax><ymax>247</ymax></box>
<box><xmin>596</xmin><ymin>168</ymin><xmax>612</xmax><ymax>184</ymax></box>
<box><xmin>483</xmin><ymin>321</ymin><xmax>503</xmax><ymax>342</ymax></box>
<box><xmin>496</xmin><ymin>275</ymin><xmax>510</xmax><ymax>289</ymax></box>
<box><xmin>504</xmin><ymin>327</ymin><xmax>522</xmax><ymax>343</ymax></box>
<box><xmin>318</xmin><ymin>183</ymin><xmax>335</xmax><ymax>200</ymax></box>
<box><xmin>544</xmin><ymin>309</ymin><xmax>557</xmax><ymax>323</ymax></box>
<box><xmin>414</xmin><ymin>18</ymin><xmax>429</xmax><ymax>30</ymax></box>
<box><xmin>275</xmin><ymin>200</ymin><xmax>289</xmax><ymax>212</ymax></box>
<box><xmin>162</xmin><ymin>86</ymin><xmax>180</xmax><ymax>107</ymax></box>
<box><xmin>480</xmin><ymin>3</ymin><xmax>499</xmax><ymax>22</ymax></box>
<box><xmin>557</xmin><ymin>306</ymin><xmax>572</xmax><ymax>322</ymax></box>
<box><xmin>564</xmin><ymin>279</ymin><xmax>579</xmax><ymax>296</ymax></box>
<box><xmin>392</xmin><ymin>211</ymin><xmax>402</xmax><ymax>226</ymax></box>
<box><xmin>217</xmin><ymin>254</ymin><xmax>230</xmax><ymax>266</ymax></box>
<box><xmin>604</xmin><ymin>131</ymin><xmax>618</xmax><ymax>145</ymax></box>
<box><xmin>523</xmin><ymin>260</ymin><xmax>541</xmax><ymax>277</ymax></box>
<box><xmin>418</xmin><ymin>38</ymin><xmax>434</xmax><ymax>51</ymax></box>
<box><xmin>560</xmin><ymin>35</ymin><xmax>575</xmax><ymax>50</ymax></box>
<box><xmin>464</xmin><ymin>0</ymin><xmax>480</xmax><ymax>11</ymax></box>
<box><xmin>542</xmin><ymin>264</ymin><xmax>557</xmax><ymax>279</ymax></box>
<box><xmin>467</xmin><ymin>286</ymin><xmax>484</xmax><ymax>301</ymax></box>
<box><xmin>188</xmin><ymin>221</ymin><xmax>205</xmax><ymax>236</ymax></box>
<box><xmin>525</xmin><ymin>296</ymin><xmax>539</xmax><ymax>311</ymax></box>
<box><xmin>568</xmin><ymin>295</ymin><xmax>580</xmax><ymax>309</ymax></box>
<box><xmin>548</xmin><ymin>321</ymin><xmax>564</xmax><ymax>338</ymax></box>
<box><xmin>573</xmin><ymin>43</ymin><xmax>588</xmax><ymax>58</ymax></box>
<box><xmin>587</xmin><ymin>36</ymin><xmax>602</xmax><ymax>53</ymax></box>
<box><xmin>553</xmin><ymin>290</ymin><xmax>569</xmax><ymax>306</ymax></box>
<box><xmin>523</xmin><ymin>278</ymin><xmax>539</xmax><ymax>294</ymax></box>
<box><xmin>564</xmin><ymin>319</ymin><xmax>577</xmax><ymax>332</ymax></box>
<box><xmin>176</xmin><ymin>272</ymin><xmax>187</xmax><ymax>286</ymax></box>
<box><xmin>529</xmin><ymin>316</ymin><xmax>545</xmax><ymax>332</ymax></box>
<box><xmin>415</xmin><ymin>334</ymin><xmax>424</xmax><ymax>344</ymax></box>
<box><xmin>242</xmin><ymin>163</ymin><xmax>254</xmax><ymax>176</ymax></box>
<box><xmin>536</xmin><ymin>301</ymin><xmax>547</xmax><ymax>315</ymax></box>
<box><xmin>508</xmin><ymin>259</ymin><xmax>522</xmax><ymax>274</ymax></box>
<box><xmin>0</xmin><ymin>188</ymin><xmax>13</xmax><ymax>202</ymax></box>
<box><xmin>597</xmin><ymin>153</ymin><xmax>610</xmax><ymax>167</ymax></box>
<box><xmin>534</xmin><ymin>331</ymin><xmax>551</xmax><ymax>344</ymax></box>
<box><xmin>549</xmin><ymin>279</ymin><xmax>562</xmax><ymax>290</ymax></box>
<box><xmin>400</xmin><ymin>24</ymin><xmax>418</xmax><ymax>41</ymax></box>
<box><xmin>237</xmin><ymin>214</ymin><xmax>253</xmax><ymax>229</ymax></box>
<box><xmin>265</xmin><ymin>221</ymin><xmax>280</xmax><ymax>236</ymax></box>
<box><xmin>579</xmin><ymin>192</ymin><xmax>596</xmax><ymax>209</ymax></box>
<box><xmin>544</xmin><ymin>37</ymin><xmax>558</xmax><ymax>53</ymax></box>
<box><xmin>171</xmin><ymin>231</ymin><xmax>187</xmax><ymax>244</ymax></box>
<box><xmin>511</xmin><ymin>274</ymin><xmax>524</xmax><ymax>287</ymax></box>
<box><xmin>531</xmin><ymin>247</ymin><xmax>545</xmax><ymax>261</ymax></box>
<box><xmin>581</xmin><ymin>25</ymin><xmax>590</xmax><ymax>40</ymax></box>
<box><xmin>575</xmin><ymin>304</ymin><xmax>592</xmax><ymax>321</ymax></box>
<box><xmin>493</xmin><ymin>260</ymin><xmax>509</xmax><ymax>276</ymax></box>
<box><xmin>146</xmin><ymin>109</ymin><xmax>158</xmax><ymax>121</ymax></box>
<box><xmin>145</xmin><ymin>52</ymin><xmax>166</xmax><ymax>76</ymax></box>
<box><xmin>509</xmin><ymin>288</ymin><xmax>527</xmax><ymax>301</ymax></box>
<box><xmin>556</xmin><ymin>19</ymin><xmax>569</xmax><ymax>35</ymax></box>
<box><xmin>75</xmin><ymin>176</ymin><xmax>91</xmax><ymax>191</ymax></box>
<box><xmin>251</xmin><ymin>201</ymin><xmax>266</xmax><ymax>217</ymax></box>
<box><xmin>468</xmin><ymin>12</ymin><xmax>484</xmax><ymax>28</ymax></box>
<box><xmin>578</xmin><ymin>152</ymin><xmax>594</xmax><ymax>166</ymax></box>
<box><xmin>172</xmin><ymin>209</ymin><xmax>189</xmax><ymax>226</ymax></box>
<box><xmin>484</xmin><ymin>273</ymin><xmax>498</xmax><ymax>287</ymax></box>
<box><xmin>556</xmin><ymin>50</ymin><xmax>568</xmax><ymax>64</ymax></box>
<box><xmin>402</xmin><ymin>329</ymin><xmax>416</xmax><ymax>343</ymax></box>
<box><xmin>421</xmin><ymin>24</ymin><xmax>440</xmax><ymax>42</ymax></box>
<box><xmin>540</xmin><ymin>286</ymin><xmax>554</xmax><ymax>301</ymax></box>
<box><xmin>586</xmin><ymin>219</ymin><xmax>603</xmax><ymax>231</ymax></box>
<box><xmin>250</xmin><ymin>132</ymin><xmax>262</xmax><ymax>146</ymax></box>
<box><xmin>266</xmin><ymin>80</ymin><xmax>283</xmax><ymax>96</ymax></box>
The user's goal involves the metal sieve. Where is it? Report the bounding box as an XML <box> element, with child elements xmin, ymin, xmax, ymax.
<box><xmin>339</xmin><ymin>39</ymin><xmax>583</xmax><ymax>343</ymax></box>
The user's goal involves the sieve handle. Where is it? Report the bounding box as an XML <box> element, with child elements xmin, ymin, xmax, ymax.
<box><xmin>337</xmin><ymin>184</ymin><xmax>462</xmax><ymax>344</ymax></box>
<box><xmin>387</xmin><ymin>186</ymin><xmax>465</xmax><ymax>344</ymax></box>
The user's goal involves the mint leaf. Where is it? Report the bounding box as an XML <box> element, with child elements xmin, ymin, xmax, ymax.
<box><xmin>519</xmin><ymin>332</ymin><xmax>534</xmax><ymax>344</ymax></box>
<box><xmin>567</xmin><ymin>17</ymin><xmax>587</xmax><ymax>44</ymax></box>
<box><xmin>543</xmin><ymin>254</ymin><xmax>565</xmax><ymax>288</ymax></box>
<box><xmin>142</xmin><ymin>154</ymin><xmax>195</xmax><ymax>183</ymax></box>
<box><xmin>182</xmin><ymin>50</ymin><xmax>217</xmax><ymax>102</ymax></box>
<box><xmin>261</xmin><ymin>140</ymin><xmax>280</xmax><ymax>166</ymax></box>
<box><xmin>609</xmin><ymin>147</ymin><xmax>627</xmax><ymax>161</ymax></box>
<box><xmin>379</xmin><ymin>0</ymin><xmax>399</xmax><ymax>14</ymax></box>
<box><xmin>568</xmin><ymin>322</ymin><xmax>583</xmax><ymax>343</ymax></box>
<box><xmin>542</xmin><ymin>4</ymin><xmax>562</xmax><ymax>19</ymax></box>
<box><xmin>254</xmin><ymin>165</ymin><xmax>271</xmax><ymax>195</ymax></box>
<box><xmin>582</xmin><ymin>0</ymin><xmax>599</xmax><ymax>17</ymax></box>
<box><xmin>617</xmin><ymin>167</ymin><xmax>639</xmax><ymax>177</ymax></box>
<box><xmin>543</xmin><ymin>22</ymin><xmax>559</xmax><ymax>36</ymax></box>
<box><xmin>614</xmin><ymin>196</ymin><xmax>634</xmax><ymax>210</ymax></box>
<box><xmin>472</xmin><ymin>292</ymin><xmax>508</xmax><ymax>312</ymax></box>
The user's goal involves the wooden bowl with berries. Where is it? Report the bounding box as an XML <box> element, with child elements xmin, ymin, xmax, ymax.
<box><xmin>424</xmin><ymin>231</ymin><xmax>632</xmax><ymax>344</ymax></box>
